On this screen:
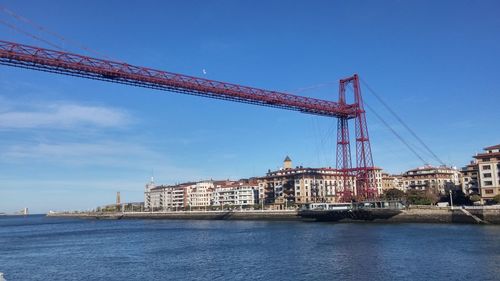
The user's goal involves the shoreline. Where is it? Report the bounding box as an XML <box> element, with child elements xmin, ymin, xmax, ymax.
<box><xmin>47</xmin><ymin>207</ymin><xmax>500</xmax><ymax>225</ymax></box>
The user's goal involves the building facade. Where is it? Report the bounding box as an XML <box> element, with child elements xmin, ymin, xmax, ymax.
<box><xmin>213</xmin><ymin>180</ymin><xmax>259</xmax><ymax>207</ymax></box>
<box><xmin>260</xmin><ymin>156</ymin><xmax>382</xmax><ymax>207</ymax></box>
<box><xmin>186</xmin><ymin>181</ymin><xmax>214</xmax><ymax>208</ymax></box>
<box><xmin>460</xmin><ymin>161</ymin><xmax>480</xmax><ymax>195</ymax></box>
<box><xmin>400</xmin><ymin>165</ymin><xmax>462</xmax><ymax>194</ymax></box>
<box><xmin>473</xmin><ymin>144</ymin><xmax>500</xmax><ymax>203</ymax></box>
<box><xmin>144</xmin><ymin>180</ymin><xmax>189</xmax><ymax>211</ymax></box>
<box><xmin>144</xmin><ymin>179</ymin><xmax>259</xmax><ymax>210</ymax></box>
<box><xmin>381</xmin><ymin>173</ymin><xmax>404</xmax><ymax>192</ymax></box>
<box><xmin>144</xmin><ymin>156</ymin><xmax>386</xmax><ymax>210</ymax></box>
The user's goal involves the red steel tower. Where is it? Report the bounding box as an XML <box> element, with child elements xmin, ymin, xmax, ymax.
<box><xmin>336</xmin><ymin>75</ymin><xmax>377</xmax><ymax>202</ymax></box>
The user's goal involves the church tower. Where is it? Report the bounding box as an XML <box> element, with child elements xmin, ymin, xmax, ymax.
<box><xmin>283</xmin><ymin>156</ymin><xmax>292</xmax><ymax>170</ymax></box>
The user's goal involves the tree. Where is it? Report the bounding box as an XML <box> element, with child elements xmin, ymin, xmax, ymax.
<box><xmin>492</xmin><ymin>194</ymin><xmax>500</xmax><ymax>204</ymax></box>
<box><xmin>452</xmin><ymin>190</ymin><xmax>471</xmax><ymax>206</ymax></box>
<box><xmin>440</xmin><ymin>190</ymin><xmax>471</xmax><ymax>206</ymax></box>
<box><xmin>406</xmin><ymin>189</ymin><xmax>438</xmax><ymax>205</ymax></box>
<box><xmin>469</xmin><ymin>194</ymin><xmax>481</xmax><ymax>203</ymax></box>
<box><xmin>383</xmin><ymin>188</ymin><xmax>405</xmax><ymax>200</ymax></box>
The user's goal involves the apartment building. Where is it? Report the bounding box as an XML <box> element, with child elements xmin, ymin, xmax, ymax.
<box><xmin>401</xmin><ymin>165</ymin><xmax>462</xmax><ymax>194</ymax></box>
<box><xmin>144</xmin><ymin>156</ymin><xmax>386</xmax><ymax>210</ymax></box>
<box><xmin>473</xmin><ymin>144</ymin><xmax>500</xmax><ymax>203</ymax></box>
<box><xmin>186</xmin><ymin>181</ymin><xmax>214</xmax><ymax>208</ymax></box>
<box><xmin>212</xmin><ymin>180</ymin><xmax>259</xmax><ymax>207</ymax></box>
<box><xmin>144</xmin><ymin>178</ymin><xmax>260</xmax><ymax>210</ymax></box>
<box><xmin>381</xmin><ymin>172</ymin><xmax>404</xmax><ymax>192</ymax></box>
<box><xmin>260</xmin><ymin>156</ymin><xmax>382</xmax><ymax>206</ymax></box>
<box><xmin>144</xmin><ymin>178</ymin><xmax>190</xmax><ymax>211</ymax></box>
<box><xmin>460</xmin><ymin>161</ymin><xmax>480</xmax><ymax>195</ymax></box>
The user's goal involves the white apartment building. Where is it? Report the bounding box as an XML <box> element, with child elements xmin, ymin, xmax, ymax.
<box><xmin>144</xmin><ymin>178</ymin><xmax>189</xmax><ymax>211</ymax></box>
<box><xmin>144</xmin><ymin>179</ymin><xmax>260</xmax><ymax>210</ymax></box>
<box><xmin>212</xmin><ymin>183</ymin><xmax>258</xmax><ymax>207</ymax></box>
<box><xmin>186</xmin><ymin>181</ymin><xmax>214</xmax><ymax>208</ymax></box>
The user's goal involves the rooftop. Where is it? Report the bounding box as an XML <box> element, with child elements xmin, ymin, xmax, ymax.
<box><xmin>404</xmin><ymin>165</ymin><xmax>458</xmax><ymax>175</ymax></box>
<box><xmin>484</xmin><ymin>144</ymin><xmax>500</xmax><ymax>150</ymax></box>
<box><xmin>474</xmin><ymin>151</ymin><xmax>500</xmax><ymax>159</ymax></box>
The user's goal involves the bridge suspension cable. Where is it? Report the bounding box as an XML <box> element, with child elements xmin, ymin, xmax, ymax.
<box><xmin>360</xmin><ymin>78</ymin><xmax>445</xmax><ymax>166</ymax></box>
<box><xmin>0</xmin><ymin>18</ymin><xmax>62</xmax><ymax>50</ymax></box>
<box><xmin>0</xmin><ymin>4</ymin><xmax>111</xmax><ymax>59</ymax></box>
<box><xmin>363</xmin><ymin>101</ymin><xmax>428</xmax><ymax>165</ymax></box>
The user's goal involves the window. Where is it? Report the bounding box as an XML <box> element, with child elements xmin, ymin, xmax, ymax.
<box><xmin>484</xmin><ymin>181</ymin><xmax>493</xmax><ymax>186</ymax></box>
<box><xmin>482</xmin><ymin>158</ymin><xmax>490</xmax><ymax>162</ymax></box>
<box><xmin>485</xmin><ymin>189</ymin><xmax>493</xmax><ymax>194</ymax></box>
<box><xmin>482</xmin><ymin>165</ymin><xmax>491</xmax><ymax>170</ymax></box>
<box><xmin>483</xmin><ymin>173</ymin><xmax>492</xmax><ymax>178</ymax></box>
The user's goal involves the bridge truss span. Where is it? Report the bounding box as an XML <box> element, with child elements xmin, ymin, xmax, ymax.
<box><xmin>0</xmin><ymin>40</ymin><xmax>356</xmax><ymax>118</ymax></box>
<box><xmin>0</xmin><ymin>40</ymin><xmax>377</xmax><ymax>201</ymax></box>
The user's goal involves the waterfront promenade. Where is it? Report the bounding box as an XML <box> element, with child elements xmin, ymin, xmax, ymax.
<box><xmin>48</xmin><ymin>206</ymin><xmax>500</xmax><ymax>224</ymax></box>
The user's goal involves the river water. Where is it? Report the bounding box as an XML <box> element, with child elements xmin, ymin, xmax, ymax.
<box><xmin>0</xmin><ymin>215</ymin><xmax>499</xmax><ymax>280</ymax></box>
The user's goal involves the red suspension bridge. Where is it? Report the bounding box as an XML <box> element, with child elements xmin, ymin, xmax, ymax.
<box><xmin>0</xmin><ymin>40</ymin><xmax>376</xmax><ymax>202</ymax></box>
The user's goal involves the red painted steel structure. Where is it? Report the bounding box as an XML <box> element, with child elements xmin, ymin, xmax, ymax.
<box><xmin>336</xmin><ymin>75</ymin><xmax>377</xmax><ymax>201</ymax></box>
<box><xmin>0</xmin><ymin>40</ymin><xmax>377</xmax><ymax>201</ymax></box>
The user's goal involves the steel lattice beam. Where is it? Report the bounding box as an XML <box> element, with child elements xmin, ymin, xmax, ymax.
<box><xmin>0</xmin><ymin>40</ymin><xmax>357</xmax><ymax>118</ymax></box>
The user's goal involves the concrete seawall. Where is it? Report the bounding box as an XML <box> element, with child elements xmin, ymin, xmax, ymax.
<box><xmin>301</xmin><ymin>208</ymin><xmax>500</xmax><ymax>224</ymax></box>
<box><xmin>48</xmin><ymin>210</ymin><xmax>302</xmax><ymax>221</ymax></box>
<box><xmin>47</xmin><ymin>208</ymin><xmax>500</xmax><ymax>224</ymax></box>
<box><xmin>468</xmin><ymin>208</ymin><xmax>500</xmax><ymax>224</ymax></box>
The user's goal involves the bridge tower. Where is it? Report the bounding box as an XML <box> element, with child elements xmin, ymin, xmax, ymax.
<box><xmin>336</xmin><ymin>74</ymin><xmax>377</xmax><ymax>202</ymax></box>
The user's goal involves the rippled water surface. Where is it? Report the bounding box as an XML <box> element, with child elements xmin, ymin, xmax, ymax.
<box><xmin>0</xmin><ymin>215</ymin><xmax>499</xmax><ymax>280</ymax></box>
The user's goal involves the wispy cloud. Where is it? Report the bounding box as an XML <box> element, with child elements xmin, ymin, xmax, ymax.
<box><xmin>1</xmin><ymin>141</ymin><xmax>156</xmax><ymax>165</ymax></box>
<box><xmin>0</xmin><ymin>101</ymin><xmax>130</xmax><ymax>129</ymax></box>
<box><xmin>0</xmin><ymin>140</ymin><xmax>206</xmax><ymax>181</ymax></box>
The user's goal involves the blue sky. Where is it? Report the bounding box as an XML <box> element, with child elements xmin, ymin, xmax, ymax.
<box><xmin>0</xmin><ymin>0</ymin><xmax>499</xmax><ymax>213</ymax></box>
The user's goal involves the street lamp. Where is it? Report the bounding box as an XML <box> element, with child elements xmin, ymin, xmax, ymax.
<box><xmin>449</xmin><ymin>189</ymin><xmax>454</xmax><ymax>210</ymax></box>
